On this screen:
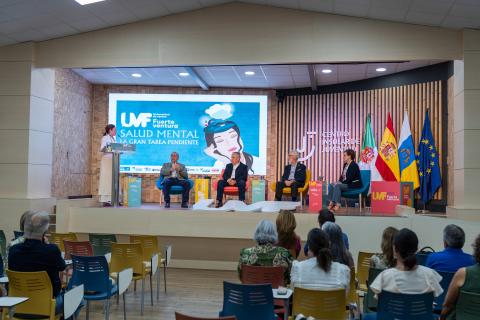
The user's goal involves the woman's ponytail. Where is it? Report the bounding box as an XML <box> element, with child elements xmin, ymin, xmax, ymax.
<box><xmin>307</xmin><ymin>228</ymin><xmax>333</xmax><ymax>273</ymax></box>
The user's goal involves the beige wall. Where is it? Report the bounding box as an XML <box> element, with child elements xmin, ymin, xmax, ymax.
<box><xmin>52</xmin><ymin>69</ymin><xmax>93</xmax><ymax>198</ymax></box>
<box><xmin>33</xmin><ymin>3</ymin><xmax>462</xmax><ymax>68</ymax></box>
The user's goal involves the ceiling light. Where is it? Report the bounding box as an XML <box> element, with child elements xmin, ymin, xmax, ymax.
<box><xmin>74</xmin><ymin>0</ymin><xmax>106</xmax><ymax>5</ymax></box>
<box><xmin>376</xmin><ymin>67</ymin><xmax>387</xmax><ymax>72</ymax></box>
<box><xmin>244</xmin><ymin>71</ymin><xmax>255</xmax><ymax>76</ymax></box>
<box><xmin>322</xmin><ymin>69</ymin><xmax>332</xmax><ymax>74</ymax></box>
<box><xmin>178</xmin><ymin>72</ymin><xmax>190</xmax><ymax>77</ymax></box>
<box><xmin>131</xmin><ymin>73</ymin><xmax>142</xmax><ymax>78</ymax></box>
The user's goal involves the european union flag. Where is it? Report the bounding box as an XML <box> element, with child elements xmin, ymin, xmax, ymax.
<box><xmin>417</xmin><ymin>110</ymin><xmax>441</xmax><ymax>203</ymax></box>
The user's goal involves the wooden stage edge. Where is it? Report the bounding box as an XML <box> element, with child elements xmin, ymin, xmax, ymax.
<box><xmin>56</xmin><ymin>199</ymin><xmax>480</xmax><ymax>271</ymax></box>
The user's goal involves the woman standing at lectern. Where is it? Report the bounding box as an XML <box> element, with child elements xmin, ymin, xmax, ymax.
<box><xmin>98</xmin><ymin>124</ymin><xmax>116</xmax><ymax>206</ymax></box>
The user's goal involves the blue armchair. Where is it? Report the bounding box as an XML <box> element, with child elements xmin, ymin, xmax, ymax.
<box><xmin>156</xmin><ymin>175</ymin><xmax>194</xmax><ymax>205</ymax></box>
<box><xmin>341</xmin><ymin>170</ymin><xmax>371</xmax><ymax>211</ymax></box>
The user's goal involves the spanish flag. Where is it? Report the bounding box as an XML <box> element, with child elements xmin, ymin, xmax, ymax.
<box><xmin>375</xmin><ymin>113</ymin><xmax>400</xmax><ymax>181</ymax></box>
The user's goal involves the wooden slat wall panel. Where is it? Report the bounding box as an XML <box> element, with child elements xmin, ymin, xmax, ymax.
<box><xmin>276</xmin><ymin>80</ymin><xmax>444</xmax><ymax>200</ymax></box>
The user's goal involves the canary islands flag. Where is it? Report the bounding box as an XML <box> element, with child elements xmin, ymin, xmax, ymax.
<box><xmin>375</xmin><ymin>112</ymin><xmax>400</xmax><ymax>181</ymax></box>
<box><xmin>417</xmin><ymin>109</ymin><xmax>441</xmax><ymax>203</ymax></box>
<box><xmin>399</xmin><ymin>111</ymin><xmax>419</xmax><ymax>189</ymax></box>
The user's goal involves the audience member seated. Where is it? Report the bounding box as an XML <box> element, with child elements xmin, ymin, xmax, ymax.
<box><xmin>276</xmin><ymin>210</ymin><xmax>301</xmax><ymax>258</ymax></box>
<box><xmin>321</xmin><ymin>222</ymin><xmax>354</xmax><ymax>268</ymax></box>
<box><xmin>303</xmin><ymin>209</ymin><xmax>349</xmax><ymax>256</ymax></box>
<box><xmin>441</xmin><ymin>234</ymin><xmax>480</xmax><ymax>320</ymax></box>
<box><xmin>238</xmin><ymin>219</ymin><xmax>293</xmax><ymax>284</ymax></box>
<box><xmin>426</xmin><ymin>224</ymin><xmax>475</xmax><ymax>273</ymax></box>
<box><xmin>7</xmin><ymin>210</ymin><xmax>31</xmax><ymax>252</ymax></box>
<box><xmin>363</xmin><ymin>228</ymin><xmax>444</xmax><ymax>320</ymax></box>
<box><xmin>8</xmin><ymin>211</ymin><xmax>66</xmax><ymax>314</ymax></box>
<box><xmin>370</xmin><ymin>227</ymin><xmax>398</xmax><ymax>269</ymax></box>
<box><xmin>291</xmin><ymin>228</ymin><xmax>350</xmax><ymax>291</ymax></box>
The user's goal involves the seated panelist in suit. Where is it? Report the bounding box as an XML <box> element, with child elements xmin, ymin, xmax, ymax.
<box><xmin>216</xmin><ymin>152</ymin><xmax>248</xmax><ymax>208</ymax></box>
<box><xmin>327</xmin><ymin>148</ymin><xmax>362</xmax><ymax>212</ymax></box>
<box><xmin>275</xmin><ymin>150</ymin><xmax>307</xmax><ymax>202</ymax></box>
<box><xmin>160</xmin><ymin>151</ymin><xmax>190</xmax><ymax>209</ymax></box>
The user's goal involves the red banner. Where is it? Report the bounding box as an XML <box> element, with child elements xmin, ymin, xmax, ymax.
<box><xmin>371</xmin><ymin>181</ymin><xmax>401</xmax><ymax>215</ymax></box>
<box><xmin>308</xmin><ymin>181</ymin><xmax>323</xmax><ymax>213</ymax></box>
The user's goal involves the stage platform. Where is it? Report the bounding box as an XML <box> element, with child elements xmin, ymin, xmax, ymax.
<box><xmin>56</xmin><ymin>199</ymin><xmax>480</xmax><ymax>271</ymax></box>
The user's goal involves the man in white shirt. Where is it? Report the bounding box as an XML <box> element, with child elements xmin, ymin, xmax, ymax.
<box><xmin>275</xmin><ymin>150</ymin><xmax>307</xmax><ymax>202</ymax></box>
<box><xmin>160</xmin><ymin>152</ymin><xmax>190</xmax><ymax>208</ymax></box>
<box><xmin>215</xmin><ymin>152</ymin><xmax>248</xmax><ymax>207</ymax></box>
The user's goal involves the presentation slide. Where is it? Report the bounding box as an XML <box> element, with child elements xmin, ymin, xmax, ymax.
<box><xmin>109</xmin><ymin>93</ymin><xmax>268</xmax><ymax>175</ymax></box>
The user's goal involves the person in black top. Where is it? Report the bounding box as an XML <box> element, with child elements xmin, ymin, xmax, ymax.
<box><xmin>8</xmin><ymin>211</ymin><xmax>66</xmax><ymax>314</ymax></box>
<box><xmin>216</xmin><ymin>152</ymin><xmax>248</xmax><ymax>208</ymax></box>
<box><xmin>275</xmin><ymin>150</ymin><xmax>307</xmax><ymax>202</ymax></box>
<box><xmin>327</xmin><ymin>149</ymin><xmax>362</xmax><ymax>212</ymax></box>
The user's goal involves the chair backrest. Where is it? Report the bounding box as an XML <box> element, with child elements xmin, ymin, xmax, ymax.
<box><xmin>64</xmin><ymin>240</ymin><xmax>93</xmax><ymax>260</ymax></box>
<box><xmin>89</xmin><ymin>233</ymin><xmax>117</xmax><ymax>256</ymax></box>
<box><xmin>456</xmin><ymin>290</ymin><xmax>480</xmax><ymax>320</ymax></box>
<box><xmin>434</xmin><ymin>271</ymin><xmax>455</xmax><ymax>309</ymax></box>
<box><xmin>220</xmin><ymin>281</ymin><xmax>275</xmax><ymax>320</ymax></box>
<box><xmin>416</xmin><ymin>253</ymin><xmax>431</xmax><ymax>266</ymax></box>
<box><xmin>49</xmin><ymin>232</ymin><xmax>77</xmax><ymax>252</ymax></box>
<box><xmin>14</xmin><ymin>230</ymin><xmax>24</xmax><ymax>240</ymax></box>
<box><xmin>130</xmin><ymin>235</ymin><xmax>160</xmax><ymax>261</ymax></box>
<box><xmin>0</xmin><ymin>229</ymin><xmax>6</xmax><ymax>260</ymax></box>
<box><xmin>110</xmin><ymin>242</ymin><xmax>145</xmax><ymax>276</ymax></box>
<box><xmin>156</xmin><ymin>175</ymin><xmax>165</xmax><ymax>189</ymax></box>
<box><xmin>292</xmin><ymin>287</ymin><xmax>346</xmax><ymax>320</ymax></box>
<box><xmin>357</xmin><ymin>251</ymin><xmax>375</xmax><ymax>290</ymax></box>
<box><xmin>364</xmin><ymin>267</ymin><xmax>384</xmax><ymax>312</ymax></box>
<box><xmin>240</xmin><ymin>265</ymin><xmax>284</xmax><ymax>288</ymax></box>
<box><xmin>359</xmin><ymin>170</ymin><xmax>371</xmax><ymax>192</ymax></box>
<box><xmin>69</xmin><ymin>255</ymin><xmax>112</xmax><ymax>294</ymax></box>
<box><xmin>6</xmin><ymin>269</ymin><xmax>55</xmax><ymax>318</ymax></box>
<box><xmin>346</xmin><ymin>266</ymin><xmax>357</xmax><ymax>304</ymax></box>
<box><xmin>377</xmin><ymin>290</ymin><xmax>434</xmax><ymax>320</ymax></box>
<box><xmin>64</xmin><ymin>284</ymin><xmax>84</xmax><ymax>319</ymax></box>
<box><xmin>175</xmin><ymin>312</ymin><xmax>236</xmax><ymax>320</ymax></box>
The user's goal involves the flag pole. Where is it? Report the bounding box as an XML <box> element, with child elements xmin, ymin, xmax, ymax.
<box><xmin>417</xmin><ymin>107</ymin><xmax>431</xmax><ymax>214</ymax></box>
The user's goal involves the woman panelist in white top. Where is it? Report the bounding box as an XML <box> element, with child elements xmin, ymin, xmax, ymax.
<box><xmin>98</xmin><ymin>124</ymin><xmax>116</xmax><ymax>206</ymax></box>
<box><xmin>363</xmin><ymin>228</ymin><xmax>443</xmax><ymax>320</ymax></box>
<box><xmin>290</xmin><ymin>228</ymin><xmax>350</xmax><ymax>291</ymax></box>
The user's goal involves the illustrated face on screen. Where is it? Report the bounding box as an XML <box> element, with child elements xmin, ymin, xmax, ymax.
<box><xmin>213</xmin><ymin>128</ymin><xmax>243</xmax><ymax>156</ymax></box>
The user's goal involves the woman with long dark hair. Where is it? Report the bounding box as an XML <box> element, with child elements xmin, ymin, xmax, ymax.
<box><xmin>203</xmin><ymin>119</ymin><xmax>259</xmax><ymax>174</ymax></box>
<box><xmin>363</xmin><ymin>228</ymin><xmax>444</xmax><ymax>320</ymax></box>
<box><xmin>290</xmin><ymin>228</ymin><xmax>350</xmax><ymax>290</ymax></box>
<box><xmin>98</xmin><ymin>124</ymin><xmax>116</xmax><ymax>206</ymax></box>
<box><xmin>322</xmin><ymin>222</ymin><xmax>354</xmax><ymax>268</ymax></box>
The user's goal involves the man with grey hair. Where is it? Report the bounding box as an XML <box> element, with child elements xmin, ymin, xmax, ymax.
<box><xmin>8</xmin><ymin>211</ymin><xmax>66</xmax><ymax>314</ymax></box>
<box><xmin>275</xmin><ymin>150</ymin><xmax>307</xmax><ymax>202</ymax></box>
<box><xmin>160</xmin><ymin>151</ymin><xmax>190</xmax><ymax>208</ymax></box>
<box><xmin>215</xmin><ymin>152</ymin><xmax>248</xmax><ymax>208</ymax></box>
<box><xmin>426</xmin><ymin>224</ymin><xmax>475</xmax><ymax>273</ymax></box>
<box><xmin>237</xmin><ymin>219</ymin><xmax>293</xmax><ymax>283</ymax></box>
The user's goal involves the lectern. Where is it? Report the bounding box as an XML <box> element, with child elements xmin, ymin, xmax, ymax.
<box><xmin>109</xmin><ymin>143</ymin><xmax>136</xmax><ymax>207</ymax></box>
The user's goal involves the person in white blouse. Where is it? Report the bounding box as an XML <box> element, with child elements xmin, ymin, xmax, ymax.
<box><xmin>98</xmin><ymin>124</ymin><xmax>116</xmax><ymax>206</ymax></box>
<box><xmin>363</xmin><ymin>228</ymin><xmax>443</xmax><ymax>320</ymax></box>
<box><xmin>290</xmin><ymin>228</ymin><xmax>350</xmax><ymax>291</ymax></box>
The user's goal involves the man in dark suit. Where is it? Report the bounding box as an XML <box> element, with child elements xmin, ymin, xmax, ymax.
<box><xmin>216</xmin><ymin>152</ymin><xmax>248</xmax><ymax>208</ymax></box>
<box><xmin>160</xmin><ymin>151</ymin><xmax>190</xmax><ymax>208</ymax></box>
<box><xmin>275</xmin><ymin>150</ymin><xmax>307</xmax><ymax>202</ymax></box>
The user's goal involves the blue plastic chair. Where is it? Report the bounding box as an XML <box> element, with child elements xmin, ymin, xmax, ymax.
<box><xmin>340</xmin><ymin>170</ymin><xmax>370</xmax><ymax>211</ymax></box>
<box><xmin>219</xmin><ymin>281</ymin><xmax>277</xmax><ymax>320</ymax></box>
<box><xmin>433</xmin><ymin>271</ymin><xmax>455</xmax><ymax>313</ymax></box>
<box><xmin>68</xmin><ymin>255</ymin><xmax>118</xmax><ymax>320</ymax></box>
<box><xmin>416</xmin><ymin>253</ymin><xmax>430</xmax><ymax>266</ymax></box>
<box><xmin>376</xmin><ymin>291</ymin><xmax>435</xmax><ymax>320</ymax></box>
<box><xmin>156</xmin><ymin>175</ymin><xmax>194</xmax><ymax>204</ymax></box>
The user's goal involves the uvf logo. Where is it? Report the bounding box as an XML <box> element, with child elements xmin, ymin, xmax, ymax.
<box><xmin>120</xmin><ymin>113</ymin><xmax>152</xmax><ymax>128</ymax></box>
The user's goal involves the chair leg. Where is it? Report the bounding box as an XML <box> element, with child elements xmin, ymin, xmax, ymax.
<box><xmin>141</xmin><ymin>278</ymin><xmax>145</xmax><ymax>316</ymax></box>
<box><xmin>156</xmin><ymin>267</ymin><xmax>160</xmax><ymax>300</ymax></box>
<box><xmin>86</xmin><ymin>300</ymin><xmax>90</xmax><ymax>320</ymax></box>
<box><xmin>105</xmin><ymin>298</ymin><xmax>110</xmax><ymax>320</ymax></box>
<box><xmin>163</xmin><ymin>263</ymin><xmax>167</xmax><ymax>292</ymax></box>
<box><xmin>123</xmin><ymin>293</ymin><xmax>127</xmax><ymax>320</ymax></box>
<box><xmin>116</xmin><ymin>288</ymin><xmax>119</xmax><ymax>305</ymax></box>
<box><xmin>359</xmin><ymin>194</ymin><xmax>362</xmax><ymax>212</ymax></box>
<box><xmin>134</xmin><ymin>280</ymin><xmax>136</xmax><ymax>291</ymax></box>
<box><xmin>149</xmin><ymin>273</ymin><xmax>153</xmax><ymax>306</ymax></box>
